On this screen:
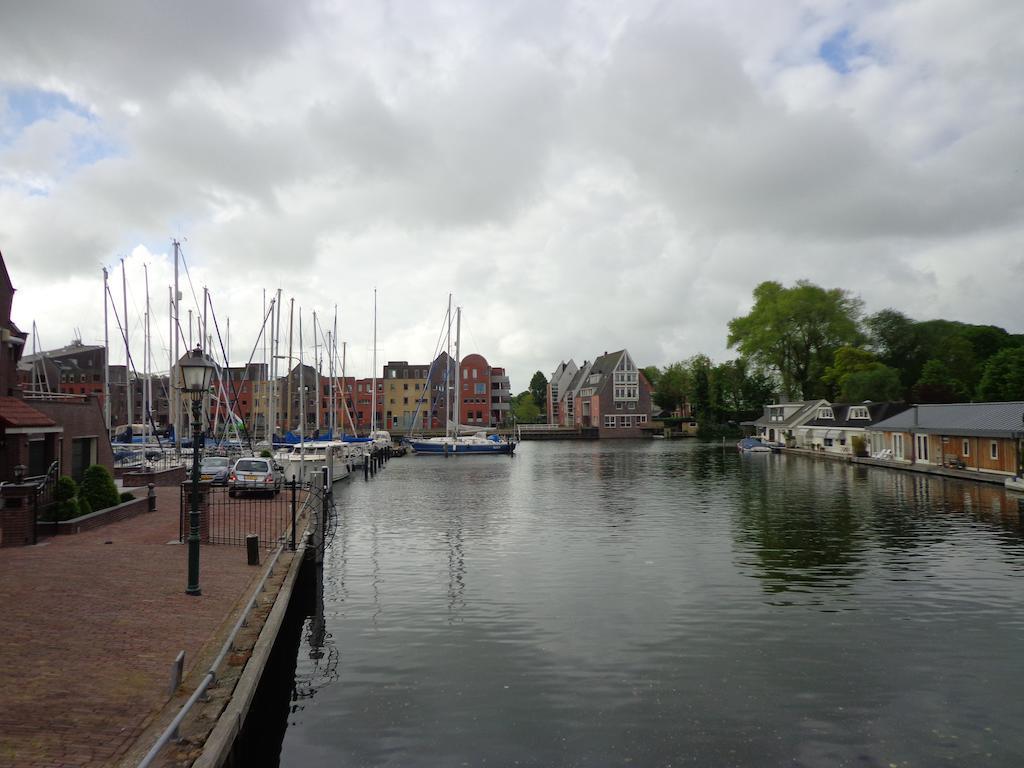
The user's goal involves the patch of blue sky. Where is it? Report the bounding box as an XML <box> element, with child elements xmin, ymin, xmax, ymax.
<box><xmin>1</xmin><ymin>86</ymin><xmax>121</xmax><ymax>167</ymax></box>
<box><xmin>818</xmin><ymin>27</ymin><xmax>872</xmax><ymax>75</ymax></box>
<box><xmin>2</xmin><ymin>87</ymin><xmax>93</xmax><ymax>131</ymax></box>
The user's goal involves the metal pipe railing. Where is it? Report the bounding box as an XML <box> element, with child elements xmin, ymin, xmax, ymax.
<box><xmin>138</xmin><ymin>538</ymin><xmax>295</xmax><ymax>768</ymax></box>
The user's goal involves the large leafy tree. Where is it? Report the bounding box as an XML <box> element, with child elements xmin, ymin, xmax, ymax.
<box><xmin>823</xmin><ymin>346</ymin><xmax>903</xmax><ymax>402</ymax></box>
<box><xmin>528</xmin><ymin>371</ymin><xmax>548</xmax><ymax>410</ymax></box>
<box><xmin>976</xmin><ymin>347</ymin><xmax>1024</xmax><ymax>401</ymax></box>
<box><xmin>512</xmin><ymin>391</ymin><xmax>541</xmax><ymax>423</ymax></box>
<box><xmin>914</xmin><ymin>359</ymin><xmax>968</xmax><ymax>404</ymax></box>
<box><xmin>653</xmin><ymin>362</ymin><xmax>690</xmax><ymax>414</ymax></box>
<box><xmin>641</xmin><ymin>365</ymin><xmax>661</xmax><ymax>389</ymax></box>
<box><xmin>728</xmin><ymin>280</ymin><xmax>863</xmax><ymax>399</ymax></box>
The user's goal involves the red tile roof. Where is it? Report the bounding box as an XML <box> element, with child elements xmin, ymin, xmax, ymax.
<box><xmin>0</xmin><ymin>396</ymin><xmax>58</xmax><ymax>428</ymax></box>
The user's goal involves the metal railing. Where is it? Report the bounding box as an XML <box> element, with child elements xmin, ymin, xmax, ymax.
<box><xmin>179</xmin><ymin>480</ymin><xmax>303</xmax><ymax>549</ymax></box>
<box><xmin>137</xmin><ymin>541</ymin><xmax>292</xmax><ymax>768</ymax></box>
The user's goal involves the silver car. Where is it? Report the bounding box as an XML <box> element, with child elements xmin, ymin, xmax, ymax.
<box><xmin>228</xmin><ymin>457</ymin><xmax>284</xmax><ymax>497</ymax></box>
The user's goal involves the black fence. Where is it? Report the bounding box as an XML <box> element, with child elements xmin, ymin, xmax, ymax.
<box><xmin>179</xmin><ymin>479</ymin><xmax>310</xmax><ymax>550</ymax></box>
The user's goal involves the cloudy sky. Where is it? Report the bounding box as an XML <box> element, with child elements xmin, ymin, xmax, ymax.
<box><xmin>1</xmin><ymin>0</ymin><xmax>1022</xmax><ymax>391</ymax></box>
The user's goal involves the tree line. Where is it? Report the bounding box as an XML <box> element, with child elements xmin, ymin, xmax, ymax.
<box><xmin>727</xmin><ymin>280</ymin><xmax>1024</xmax><ymax>405</ymax></box>
<box><xmin>512</xmin><ymin>279</ymin><xmax>1024</xmax><ymax>429</ymax></box>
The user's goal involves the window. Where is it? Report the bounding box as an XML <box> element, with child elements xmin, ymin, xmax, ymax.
<box><xmin>963</xmin><ymin>440</ymin><xmax>970</xmax><ymax>456</ymax></box>
<box><xmin>628</xmin><ymin>402</ymin><xmax>635</xmax><ymax>410</ymax></box>
<box><xmin>893</xmin><ymin>433</ymin><xmax>904</xmax><ymax>458</ymax></box>
<box><xmin>849</xmin><ymin>407</ymin><xmax>869</xmax><ymax>419</ymax></box>
<box><xmin>639</xmin><ymin>414</ymin><xmax>648</xmax><ymax>423</ymax></box>
<box><xmin>403</xmin><ymin>383</ymin><xmax>408</xmax><ymax>390</ymax></box>
<box><xmin>818</xmin><ymin>407</ymin><xmax>834</xmax><ymax>419</ymax></box>
<box><xmin>472</xmin><ymin>369</ymin><xmax>478</xmax><ymax>379</ymax></box>
<box><xmin>990</xmin><ymin>441</ymin><xmax>998</xmax><ymax>460</ymax></box>
<box><xmin>463</xmin><ymin>369</ymin><xmax>468</xmax><ymax>379</ymax></box>
<box><xmin>475</xmin><ymin>383</ymin><xmax>486</xmax><ymax>394</ymax></box>
<box><xmin>621</xmin><ymin>415</ymin><xmax>633</xmax><ymax>427</ymax></box>
<box><xmin>604</xmin><ymin>415</ymin><xmax>616</xmax><ymax>427</ymax></box>
<box><xmin>824</xmin><ymin>437</ymin><xmax>834</xmax><ymax>447</ymax></box>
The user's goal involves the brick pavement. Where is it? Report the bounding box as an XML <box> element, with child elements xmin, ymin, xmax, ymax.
<box><xmin>0</xmin><ymin>486</ymin><xmax>291</xmax><ymax>768</ymax></box>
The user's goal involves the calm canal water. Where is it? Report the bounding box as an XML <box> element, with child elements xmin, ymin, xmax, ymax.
<box><xmin>273</xmin><ymin>440</ymin><xmax>1024</xmax><ymax>767</ymax></box>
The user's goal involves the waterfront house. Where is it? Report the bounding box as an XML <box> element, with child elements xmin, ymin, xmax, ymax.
<box><xmin>546</xmin><ymin>360</ymin><xmax>579</xmax><ymax>425</ymax></box>
<box><xmin>867</xmin><ymin>402</ymin><xmax>1024</xmax><ymax>478</ymax></box>
<box><xmin>0</xmin><ymin>250</ymin><xmax>113</xmax><ymax>488</ymax></box>
<box><xmin>798</xmin><ymin>402</ymin><xmax>910</xmax><ymax>455</ymax></box>
<box><xmin>564</xmin><ymin>350</ymin><xmax>653</xmax><ymax>437</ymax></box>
<box><xmin>751</xmin><ymin>400</ymin><xmax>829</xmax><ymax>446</ymax></box>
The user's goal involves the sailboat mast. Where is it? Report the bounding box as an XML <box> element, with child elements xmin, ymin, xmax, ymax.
<box><xmin>172</xmin><ymin>239</ymin><xmax>181</xmax><ymax>455</ymax></box>
<box><xmin>371</xmin><ymin>288</ymin><xmax>377</xmax><ymax>433</ymax></box>
<box><xmin>333</xmin><ymin>305</ymin><xmax>339</xmax><ymax>435</ymax></box>
<box><xmin>144</xmin><ymin>263</ymin><xmax>151</xmax><ymax>438</ymax></box>
<box><xmin>299</xmin><ymin>309</ymin><xmax>306</xmax><ymax>480</ymax></box>
<box><xmin>122</xmin><ymin>258</ymin><xmax>131</xmax><ymax>435</ymax></box>
<box><xmin>445</xmin><ymin>294</ymin><xmax>452</xmax><ymax>435</ymax></box>
<box><xmin>454</xmin><ymin>305</ymin><xmax>462</xmax><ymax>436</ymax></box>
<box><xmin>287</xmin><ymin>298</ymin><xmax>294</xmax><ymax>432</ymax></box>
<box><xmin>313</xmin><ymin>311</ymin><xmax>320</xmax><ymax>433</ymax></box>
<box><xmin>103</xmin><ymin>267</ymin><xmax>111</xmax><ymax>437</ymax></box>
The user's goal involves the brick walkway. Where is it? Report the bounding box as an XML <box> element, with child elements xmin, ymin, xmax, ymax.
<box><xmin>0</xmin><ymin>486</ymin><xmax>278</xmax><ymax>768</ymax></box>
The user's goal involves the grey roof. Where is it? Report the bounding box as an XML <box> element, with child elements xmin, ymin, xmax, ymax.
<box><xmin>21</xmin><ymin>342</ymin><xmax>104</xmax><ymax>363</ymax></box>
<box><xmin>804</xmin><ymin>402</ymin><xmax>910</xmax><ymax>429</ymax></box>
<box><xmin>754</xmin><ymin>400</ymin><xmax>828</xmax><ymax>428</ymax></box>
<box><xmin>870</xmin><ymin>401</ymin><xmax>1024</xmax><ymax>437</ymax></box>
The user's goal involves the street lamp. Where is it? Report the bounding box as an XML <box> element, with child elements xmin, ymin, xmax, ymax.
<box><xmin>179</xmin><ymin>346</ymin><xmax>215</xmax><ymax>596</ymax></box>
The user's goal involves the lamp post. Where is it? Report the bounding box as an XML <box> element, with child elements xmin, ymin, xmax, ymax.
<box><xmin>179</xmin><ymin>346</ymin><xmax>215</xmax><ymax>596</ymax></box>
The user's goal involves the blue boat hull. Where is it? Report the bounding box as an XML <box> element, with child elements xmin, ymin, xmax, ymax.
<box><xmin>407</xmin><ymin>439</ymin><xmax>515</xmax><ymax>455</ymax></box>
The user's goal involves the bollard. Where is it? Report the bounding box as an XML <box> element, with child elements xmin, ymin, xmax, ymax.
<box><xmin>148</xmin><ymin>483</ymin><xmax>157</xmax><ymax>512</ymax></box>
<box><xmin>363</xmin><ymin>453</ymin><xmax>369</xmax><ymax>480</ymax></box>
<box><xmin>290</xmin><ymin>478</ymin><xmax>297</xmax><ymax>552</ymax></box>
<box><xmin>246</xmin><ymin>534</ymin><xmax>260</xmax><ymax>566</ymax></box>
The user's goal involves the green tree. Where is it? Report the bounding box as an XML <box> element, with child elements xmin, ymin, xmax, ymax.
<box><xmin>641</xmin><ymin>365</ymin><xmax>661</xmax><ymax>389</ymax></box>
<box><xmin>528</xmin><ymin>371</ymin><xmax>548</xmax><ymax>410</ymax></box>
<box><xmin>79</xmin><ymin>465</ymin><xmax>121</xmax><ymax>512</ymax></box>
<box><xmin>512</xmin><ymin>391</ymin><xmax>541</xmax><ymax>423</ymax></box>
<box><xmin>823</xmin><ymin>346</ymin><xmax>903</xmax><ymax>402</ymax></box>
<box><xmin>976</xmin><ymin>347</ymin><xmax>1024</xmax><ymax>401</ymax></box>
<box><xmin>653</xmin><ymin>362</ymin><xmax>690</xmax><ymax>414</ymax></box>
<box><xmin>689</xmin><ymin>355</ymin><xmax>713</xmax><ymax>424</ymax></box>
<box><xmin>840</xmin><ymin>365</ymin><xmax>903</xmax><ymax>402</ymax></box>
<box><xmin>728</xmin><ymin>280</ymin><xmax>863</xmax><ymax>399</ymax></box>
<box><xmin>914</xmin><ymin>359</ymin><xmax>968</xmax><ymax>404</ymax></box>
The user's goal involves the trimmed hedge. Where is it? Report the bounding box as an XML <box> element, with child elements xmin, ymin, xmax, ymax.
<box><xmin>80</xmin><ymin>465</ymin><xmax>121</xmax><ymax>512</ymax></box>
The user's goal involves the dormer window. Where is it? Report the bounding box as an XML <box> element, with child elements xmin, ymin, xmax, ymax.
<box><xmin>818</xmin><ymin>407</ymin><xmax>834</xmax><ymax>419</ymax></box>
<box><xmin>849</xmin><ymin>406</ymin><xmax>870</xmax><ymax>420</ymax></box>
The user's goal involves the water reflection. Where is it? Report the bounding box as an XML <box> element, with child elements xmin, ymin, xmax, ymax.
<box><xmin>269</xmin><ymin>441</ymin><xmax>1024</xmax><ymax>767</ymax></box>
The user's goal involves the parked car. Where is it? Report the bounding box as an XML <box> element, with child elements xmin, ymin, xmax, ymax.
<box><xmin>195</xmin><ymin>456</ymin><xmax>231</xmax><ymax>485</ymax></box>
<box><xmin>228</xmin><ymin>457</ymin><xmax>284</xmax><ymax>497</ymax></box>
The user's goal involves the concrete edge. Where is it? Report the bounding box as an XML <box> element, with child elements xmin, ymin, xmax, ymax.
<box><xmin>192</xmin><ymin>535</ymin><xmax>309</xmax><ymax>768</ymax></box>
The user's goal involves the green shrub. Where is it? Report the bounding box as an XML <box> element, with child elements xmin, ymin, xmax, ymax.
<box><xmin>77</xmin><ymin>497</ymin><xmax>93</xmax><ymax>517</ymax></box>
<box><xmin>54</xmin><ymin>497</ymin><xmax>79</xmax><ymax>521</ymax></box>
<box><xmin>55</xmin><ymin>476</ymin><xmax>77</xmax><ymax>503</ymax></box>
<box><xmin>260</xmin><ymin>449</ymin><xmax>272</xmax><ymax>458</ymax></box>
<box><xmin>119</xmin><ymin>491</ymin><xmax>135</xmax><ymax>504</ymax></box>
<box><xmin>80</xmin><ymin>465</ymin><xmax>120</xmax><ymax>512</ymax></box>
<box><xmin>851</xmin><ymin>435</ymin><xmax>868</xmax><ymax>457</ymax></box>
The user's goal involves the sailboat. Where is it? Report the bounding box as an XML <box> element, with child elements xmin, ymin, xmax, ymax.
<box><xmin>406</xmin><ymin>302</ymin><xmax>516</xmax><ymax>456</ymax></box>
<box><xmin>367</xmin><ymin>288</ymin><xmax>395</xmax><ymax>454</ymax></box>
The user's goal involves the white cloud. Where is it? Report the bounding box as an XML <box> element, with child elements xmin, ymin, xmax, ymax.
<box><xmin>1</xmin><ymin>0</ymin><xmax>1022</xmax><ymax>392</ymax></box>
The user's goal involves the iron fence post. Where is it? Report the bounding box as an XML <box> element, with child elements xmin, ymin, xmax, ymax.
<box><xmin>32</xmin><ymin>489</ymin><xmax>38</xmax><ymax>545</ymax></box>
<box><xmin>290</xmin><ymin>478</ymin><xmax>297</xmax><ymax>551</ymax></box>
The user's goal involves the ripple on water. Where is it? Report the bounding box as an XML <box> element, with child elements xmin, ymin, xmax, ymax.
<box><xmin>276</xmin><ymin>441</ymin><xmax>1024</xmax><ymax>767</ymax></box>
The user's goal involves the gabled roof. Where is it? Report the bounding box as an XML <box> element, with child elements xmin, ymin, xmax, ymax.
<box><xmin>803</xmin><ymin>402</ymin><xmax>910</xmax><ymax>429</ymax></box>
<box><xmin>871</xmin><ymin>401</ymin><xmax>1024</xmax><ymax>437</ymax></box>
<box><xmin>753</xmin><ymin>399</ymin><xmax>829</xmax><ymax>428</ymax></box>
<box><xmin>0</xmin><ymin>396</ymin><xmax>58</xmax><ymax>428</ymax></box>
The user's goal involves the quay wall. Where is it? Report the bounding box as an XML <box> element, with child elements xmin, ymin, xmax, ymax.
<box><xmin>783</xmin><ymin>447</ymin><xmax>1010</xmax><ymax>487</ymax></box>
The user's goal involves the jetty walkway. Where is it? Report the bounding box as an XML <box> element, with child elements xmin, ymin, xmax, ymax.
<box><xmin>0</xmin><ymin>485</ymin><xmax>299</xmax><ymax>768</ymax></box>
